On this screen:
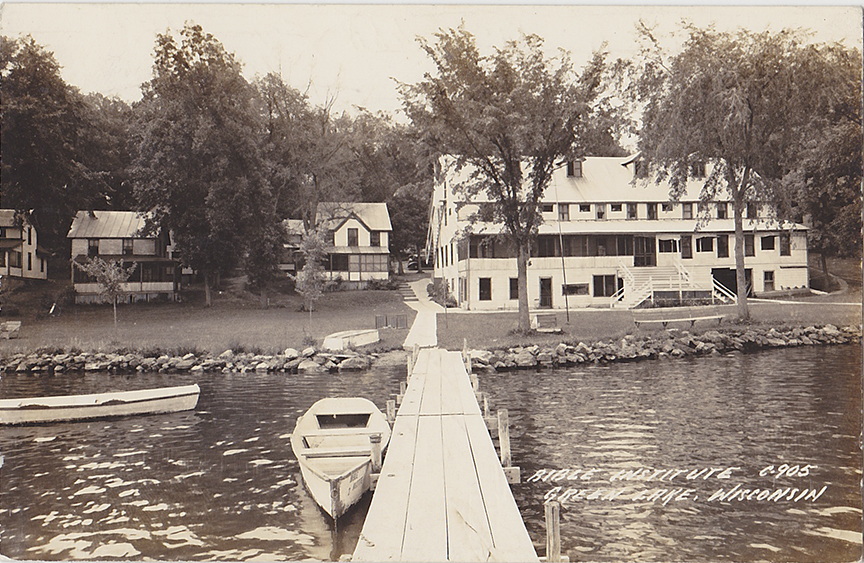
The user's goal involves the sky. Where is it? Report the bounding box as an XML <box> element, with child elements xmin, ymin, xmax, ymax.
<box><xmin>1</xmin><ymin>3</ymin><xmax>862</xmax><ymax>117</ymax></box>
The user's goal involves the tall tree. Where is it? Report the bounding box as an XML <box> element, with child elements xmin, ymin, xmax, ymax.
<box><xmin>621</xmin><ymin>25</ymin><xmax>837</xmax><ymax>319</ymax></box>
<box><xmin>1</xmin><ymin>36</ymin><xmax>103</xmax><ymax>256</ymax></box>
<box><xmin>782</xmin><ymin>43</ymin><xmax>862</xmax><ymax>277</ymax></box>
<box><xmin>401</xmin><ymin>27</ymin><xmax>598</xmax><ymax>332</ymax></box>
<box><xmin>133</xmin><ymin>23</ymin><xmax>276</xmax><ymax>306</ymax></box>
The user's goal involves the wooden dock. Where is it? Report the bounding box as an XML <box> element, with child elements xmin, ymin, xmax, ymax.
<box><xmin>352</xmin><ymin>348</ymin><xmax>538</xmax><ymax>562</ymax></box>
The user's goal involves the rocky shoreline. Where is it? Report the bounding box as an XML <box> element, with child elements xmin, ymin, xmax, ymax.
<box><xmin>1</xmin><ymin>324</ymin><xmax>861</xmax><ymax>376</ymax></box>
<box><xmin>468</xmin><ymin>324</ymin><xmax>862</xmax><ymax>371</ymax></box>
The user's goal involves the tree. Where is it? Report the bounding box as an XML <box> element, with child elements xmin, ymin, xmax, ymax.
<box><xmin>622</xmin><ymin>25</ymin><xmax>838</xmax><ymax>320</ymax></box>
<box><xmin>133</xmin><ymin>23</ymin><xmax>277</xmax><ymax>306</ymax></box>
<box><xmin>292</xmin><ymin>228</ymin><xmax>328</xmax><ymax>320</ymax></box>
<box><xmin>783</xmin><ymin>43</ymin><xmax>863</xmax><ymax>277</ymax></box>
<box><xmin>401</xmin><ymin>27</ymin><xmax>599</xmax><ymax>332</ymax></box>
<box><xmin>72</xmin><ymin>257</ymin><xmax>137</xmax><ymax>325</ymax></box>
<box><xmin>1</xmin><ymin>36</ymin><xmax>106</xmax><ymax>257</ymax></box>
<box><xmin>389</xmin><ymin>183</ymin><xmax>433</xmax><ymax>273</ymax></box>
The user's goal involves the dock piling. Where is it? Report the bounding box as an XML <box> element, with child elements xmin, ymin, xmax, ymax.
<box><xmin>544</xmin><ymin>501</ymin><xmax>562</xmax><ymax>563</ymax></box>
<box><xmin>497</xmin><ymin>409</ymin><xmax>511</xmax><ymax>468</ymax></box>
<box><xmin>386</xmin><ymin>399</ymin><xmax>396</xmax><ymax>422</ymax></box>
<box><xmin>370</xmin><ymin>433</ymin><xmax>383</xmax><ymax>472</ymax></box>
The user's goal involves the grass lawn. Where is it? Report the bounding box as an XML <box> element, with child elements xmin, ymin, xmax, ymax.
<box><xmin>0</xmin><ymin>280</ymin><xmax>416</xmax><ymax>355</ymax></box>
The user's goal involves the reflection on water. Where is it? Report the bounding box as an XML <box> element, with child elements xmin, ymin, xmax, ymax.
<box><xmin>1</xmin><ymin>345</ymin><xmax>861</xmax><ymax>562</ymax></box>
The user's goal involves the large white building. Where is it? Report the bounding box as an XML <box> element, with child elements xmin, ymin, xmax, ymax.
<box><xmin>0</xmin><ymin>210</ymin><xmax>48</xmax><ymax>280</ymax></box>
<box><xmin>428</xmin><ymin>156</ymin><xmax>809</xmax><ymax>311</ymax></box>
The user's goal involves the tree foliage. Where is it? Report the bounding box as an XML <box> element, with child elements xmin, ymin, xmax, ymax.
<box><xmin>401</xmin><ymin>26</ymin><xmax>605</xmax><ymax>331</ymax></box>
<box><xmin>132</xmin><ymin>23</ymin><xmax>278</xmax><ymax>305</ymax></box>
<box><xmin>72</xmin><ymin>257</ymin><xmax>137</xmax><ymax>325</ymax></box>
<box><xmin>619</xmin><ymin>24</ymin><xmax>852</xmax><ymax>319</ymax></box>
<box><xmin>291</xmin><ymin>228</ymin><xmax>329</xmax><ymax>319</ymax></box>
<box><xmin>1</xmin><ymin>36</ymin><xmax>105</xmax><ymax>254</ymax></box>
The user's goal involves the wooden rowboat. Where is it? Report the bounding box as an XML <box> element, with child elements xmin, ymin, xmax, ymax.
<box><xmin>290</xmin><ymin>397</ymin><xmax>391</xmax><ymax>519</ymax></box>
<box><xmin>0</xmin><ymin>384</ymin><xmax>200</xmax><ymax>425</ymax></box>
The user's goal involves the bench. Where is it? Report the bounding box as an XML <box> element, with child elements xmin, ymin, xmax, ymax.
<box><xmin>0</xmin><ymin>321</ymin><xmax>21</xmax><ymax>339</ymax></box>
<box><xmin>633</xmin><ymin>309</ymin><xmax>724</xmax><ymax>329</ymax></box>
<box><xmin>532</xmin><ymin>313</ymin><xmax>562</xmax><ymax>334</ymax></box>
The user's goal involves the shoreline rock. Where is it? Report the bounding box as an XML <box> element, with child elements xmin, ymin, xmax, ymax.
<box><xmin>1</xmin><ymin>324</ymin><xmax>859</xmax><ymax>376</ymax></box>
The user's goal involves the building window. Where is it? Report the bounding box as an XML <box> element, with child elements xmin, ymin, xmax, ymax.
<box><xmin>332</xmin><ymin>254</ymin><xmax>349</xmax><ymax>271</ymax></box>
<box><xmin>537</xmin><ymin>236</ymin><xmax>559</xmax><ymax>257</ymax></box>
<box><xmin>610</xmin><ymin>203</ymin><xmax>622</xmax><ymax>212</ymax></box>
<box><xmin>647</xmin><ymin>203</ymin><xmax>658</xmax><ymax>220</ymax></box>
<box><xmin>764</xmin><ymin>270</ymin><xmax>775</xmax><ymax>292</ymax></box>
<box><xmin>682</xmin><ymin>203</ymin><xmax>694</xmax><ymax>219</ymax></box>
<box><xmin>761</xmin><ymin>236</ymin><xmax>775</xmax><ymax>251</ymax></box>
<box><xmin>745</xmin><ymin>234</ymin><xmax>755</xmax><ymax>256</ymax></box>
<box><xmin>326</xmin><ymin>230</ymin><xmax>335</xmax><ymax>245</ymax></box>
<box><xmin>510</xmin><ymin>278</ymin><xmax>518</xmax><ymax>300</ymax></box>
<box><xmin>627</xmin><ymin>203</ymin><xmax>638</xmax><ymax>219</ymax></box>
<box><xmin>696</xmin><ymin>236</ymin><xmax>714</xmax><ymax>252</ymax></box>
<box><xmin>662</xmin><ymin>202</ymin><xmax>673</xmax><ymax>212</ymax></box>
<box><xmin>562</xmin><ymin>283</ymin><xmax>589</xmax><ymax>296</ymax></box>
<box><xmin>27</xmin><ymin>227</ymin><xmax>32</xmax><ymax>245</ymax></box>
<box><xmin>659</xmin><ymin>239</ymin><xmax>679</xmax><ymax>253</ymax></box>
<box><xmin>717</xmin><ymin>234</ymin><xmax>729</xmax><ymax>258</ymax></box>
<box><xmin>635</xmin><ymin>160</ymin><xmax>649</xmax><ymax>178</ymax></box>
<box><xmin>746</xmin><ymin>202</ymin><xmax>758</xmax><ymax>219</ymax></box>
<box><xmin>450</xmin><ymin>243</ymin><xmax>455</xmax><ymax>265</ymax></box>
<box><xmin>541</xmin><ymin>203</ymin><xmax>554</xmax><ymax>213</ymax></box>
<box><xmin>566</xmin><ymin>161</ymin><xmax>582</xmax><ymax>178</ymax></box>
<box><xmin>370</xmin><ymin>231</ymin><xmax>380</xmax><ymax>247</ymax></box>
<box><xmin>88</xmin><ymin>239</ymin><xmax>99</xmax><ymax>257</ymax></box>
<box><xmin>28</xmin><ymin>252</ymin><xmax>32</xmax><ymax>270</ymax></box>
<box><xmin>680</xmin><ymin>235</ymin><xmax>693</xmax><ymax>259</ymax></box>
<box><xmin>690</xmin><ymin>161</ymin><xmax>706</xmax><ymax>178</ymax></box>
<box><xmin>717</xmin><ymin>202</ymin><xmax>728</xmax><ymax>219</ymax></box>
<box><xmin>123</xmin><ymin>238</ymin><xmax>134</xmax><ymax>255</ymax></box>
<box><xmin>479</xmin><ymin>278</ymin><xmax>492</xmax><ymax>301</ymax></box>
<box><xmin>347</xmin><ymin>228</ymin><xmax>358</xmax><ymax>247</ymax></box>
<box><xmin>579</xmin><ymin>204</ymin><xmax>591</xmax><ymax>213</ymax></box>
<box><xmin>780</xmin><ymin>233</ymin><xmax>791</xmax><ymax>256</ymax></box>
<box><xmin>595</xmin><ymin>204</ymin><xmax>606</xmax><ymax>220</ymax></box>
<box><xmin>10</xmin><ymin>251</ymin><xmax>21</xmax><ymax>268</ymax></box>
<box><xmin>593</xmin><ymin>275</ymin><xmax>618</xmax><ymax>297</ymax></box>
<box><xmin>558</xmin><ymin>204</ymin><xmax>569</xmax><ymax>222</ymax></box>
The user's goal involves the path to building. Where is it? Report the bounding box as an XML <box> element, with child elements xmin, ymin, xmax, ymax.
<box><xmin>401</xmin><ymin>279</ymin><xmax>443</xmax><ymax>350</ymax></box>
<box><xmin>352</xmin><ymin>347</ymin><xmax>538</xmax><ymax>562</ymax></box>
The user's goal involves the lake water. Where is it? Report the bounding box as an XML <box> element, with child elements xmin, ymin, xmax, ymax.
<box><xmin>1</xmin><ymin>345</ymin><xmax>861</xmax><ymax>562</ymax></box>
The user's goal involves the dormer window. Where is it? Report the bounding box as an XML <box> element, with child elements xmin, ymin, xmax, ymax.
<box><xmin>370</xmin><ymin>231</ymin><xmax>380</xmax><ymax>247</ymax></box>
<box><xmin>347</xmin><ymin>228</ymin><xmax>358</xmax><ymax>247</ymax></box>
<box><xmin>566</xmin><ymin>161</ymin><xmax>582</xmax><ymax>178</ymax></box>
<box><xmin>690</xmin><ymin>161</ymin><xmax>706</xmax><ymax>178</ymax></box>
<box><xmin>595</xmin><ymin>204</ymin><xmax>606</xmax><ymax>220</ymax></box>
<box><xmin>123</xmin><ymin>238</ymin><xmax>134</xmax><ymax>255</ymax></box>
<box><xmin>635</xmin><ymin>160</ymin><xmax>649</xmax><ymax>179</ymax></box>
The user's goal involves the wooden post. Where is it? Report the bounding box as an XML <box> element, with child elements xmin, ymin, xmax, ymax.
<box><xmin>483</xmin><ymin>394</ymin><xmax>489</xmax><ymax>419</ymax></box>
<box><xmin>462</xmin><ymin>338</ymin><xmax>472</xmax><ymax>373</ymax></box>
<box><xmin>497</xmin><ymin>409</ymin><xmax>511</xmax><ymax>468</ymax></box>
<box><xmin>370</xmin><ymin>433</ymin><xmax>383</xmax><ymax>472</ymax></box>
<box><xmin>386</xmin><ymin>399</ymin><xmax>396</xmax><ymax>423</ymax></box>
<box><xmin>407</xmin><ymin>352</ymin><xmax>414</xmax><ymax>376</ymax></box>
<box><xmin>470</xmin><ymin>373</ymin><xmax>479</xmax><ymax>392</ymax></box>
<box><xmin>545</xmin><ymin>501</ymin><xmax>561</xmax><ymax>563</ymax></box>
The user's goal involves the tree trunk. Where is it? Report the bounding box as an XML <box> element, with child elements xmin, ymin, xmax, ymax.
<box><xmin>821</xmin><ymin>253</ymin><xmax>829</xmax><ymax>277</ymax></box>
<box><xmin>204</xmin><ymin>272</ymin><xmax>212</xmax><ymax>307</ymax></box>
<box><xmin>516</xmin><ymin>242</ymin><xmax>531</xmax><ymax>332</ymax></box>
<box><xmin>113</xmin><ymin>297</ymin><xmax>118</xmax><ymax>326</ymax></box>
<box><xmin>733</xmin><ymin>196</ymin><xmax>750</xmax><ymax>320</ymax></box>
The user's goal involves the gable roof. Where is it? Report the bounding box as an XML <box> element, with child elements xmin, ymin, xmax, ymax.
<box><xmin>317</xmin><ymin>202</ymin><xmax>392</xmax><ymax>232</ymax></box>
<box><xmin>67</xmin><ymin>211</ymin><xmax>150</xmax><ymax>239</ymax></box>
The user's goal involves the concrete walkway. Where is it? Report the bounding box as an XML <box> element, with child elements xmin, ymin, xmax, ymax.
<box><xmin>402</xmin><ymin>278</ymin><xmax>443</xmax><ymax>350</ymax></box>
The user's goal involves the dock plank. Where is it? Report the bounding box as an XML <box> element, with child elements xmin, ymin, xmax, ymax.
<box><xmin>353</xmin><ymin>413</ymin><xmax>419</xmax><ymax>560</ymax></box>
<box><xmin>418</xmin><ymin>350</ymin><xmax>443</xmax><ymax>416</ymax></box>
<box><xmin>401</xmin><ymin>414</ymin><xmax>447</xmax><ymax>561</ymax></box>
<box><xmin>441</xmin><ymin>414</ymin><xmax>496</xmax><ymax>560</ymax></box>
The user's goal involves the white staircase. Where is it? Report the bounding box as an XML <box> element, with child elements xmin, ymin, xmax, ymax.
<box><xmin>612</xmin><ymin>261</ymin><xmax>734</xmax><ymax>309</ymax></box>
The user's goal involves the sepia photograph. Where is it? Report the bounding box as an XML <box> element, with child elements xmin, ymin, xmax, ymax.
<box><xmin>0</xmin><ymin>3</ymin><xmax>861</xmax><ymax>562</ymax></box>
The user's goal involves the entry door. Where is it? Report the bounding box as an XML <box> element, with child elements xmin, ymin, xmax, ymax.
<box><xmin>539</xmin><ymin>277</ymin><xmax>553</xmax><ymax>309</ymax></box>
<box><xmin>634</xmin><ymin>236</ymin><xmax>657</xmax><ymax>267</ymax></box>
<box><xmin>349</xmin><ymin>255</ymin><xmax>361</xmax><ymax>282</ymax></box>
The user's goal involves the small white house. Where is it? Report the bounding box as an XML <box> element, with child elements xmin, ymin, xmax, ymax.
<box><xmin>317</xmin><ymin>202</ymin><xmax>392</xmax><ymax>287</ymax></box>
<box><xmin>0</xmin><ymin>210</ymin><xmax>48</xmax><ymax>280</ymax></box>
<box><xmin>429</xmin><ymin>156</ymin><xmax>809</xmax><ymax>311</ymax></box>
<box><xmin>67</xmin><ymin>210</ymin><xmax>179</xmax><ymax>303</ymax></box>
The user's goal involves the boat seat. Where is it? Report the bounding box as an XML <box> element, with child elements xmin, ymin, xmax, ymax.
<box><xmin>301</xmin><ymin>447</ymin><xmax>371</xmax><ymax>458</ymax></box>
<box><xmin>301</xmin><ymin>429</ymin><xmax>383</xmax><ymax>437</ymax></box>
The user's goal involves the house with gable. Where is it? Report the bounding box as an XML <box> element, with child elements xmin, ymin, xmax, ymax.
<box><xmin>428</xmin><ymin>155</ymin><xmax>809</xmax><ymax>311</ymax></box>
<box><xmin>316</xmin><ymin>202</ymin><xmax>392</xmax><ymax>287</ymax></box>
<box><xmin>0</xmin><ymin>210</ymin><xmax>49</xmax><ymax>280</ymax></box>
<box><xmin>67</xmin><ymin>210</ymin><xmax>179</xmax><ymax>304</ymax></box>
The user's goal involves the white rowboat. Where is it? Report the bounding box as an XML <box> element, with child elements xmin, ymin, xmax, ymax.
<box><xmin>290</xmin><ymin>397</ymin><xmax>391</xmax><ymax>519</ymax></box>
<box><xmin>0</xmin><ymin>384</ymin><xmax>200</xmax><ymax>425</ymax></box>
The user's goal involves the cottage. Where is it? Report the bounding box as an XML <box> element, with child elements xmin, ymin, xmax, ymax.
<box><xmin>67</xmin><ymin>210</ymin><xmax>179</xmax><ymax>303</ymax></box>
<box><xmin>0</xmin><ymin>210</ymin><xmax>48</xmax><ymax>280</ymax></box>
<box><xmin>315</xmin><ymin>202</ymin><xmax>392</xmax><ymax>287</ymax></box>
<box><xmin>278</xmin><ymin>219</ymin><xmax>305</xmax><ymax>276</ymax></box>
<box><xmin>429</xmin><ymin>156</ymin><xmax>809</xmax><ymax>310</ymax></box>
